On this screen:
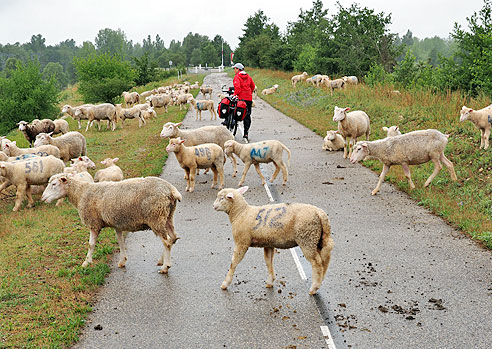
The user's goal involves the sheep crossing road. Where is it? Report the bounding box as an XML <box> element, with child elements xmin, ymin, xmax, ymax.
<box><xmin>75</xmin><ymin>73</ymin><xmax>492</xmax><ymax>349</ymax></box>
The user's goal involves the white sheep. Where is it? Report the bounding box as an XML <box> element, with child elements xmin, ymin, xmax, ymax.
<box><xmin>322</xmin><ymin>130</ymin><xmax>345</xmax><ymax>151</ymax></box>
<box><xmin>382</xmin><ymin>126</ymin><xmax>401</xmax><ymax>138</ymax></box>
<box><xmin>94</xmin><ymin>158</ymin><xmax>124</xmax><ymax>182</ymax></box>
<box><xmin>291</xmin><ymin>72</ymin><xmax>308</xmax><ymax>88</ymax></box>
<box><xmin>200</xmin><ymin>85</ymin><xmax>213</xmax><ymax>99</ymax></box>
<box><xmin>141</xmin><ymin>106</ymin><xmax>157</xmax><ymax>120</ymax></box>
<box><xmin>166</xmin><ymin>137</ymin><xmax>225</xmax><ymax>192</ymax></box>
<box><xmin>176</xmin><ymin>93</ymin><xmax>193</xmax><ymax>110</ymax></box>
<box><xmin>213</xmin><ymin>186</ymin><xmax>334</xmax><ymax>295</ymax></box>
<box><xmin>350</xmin><ymin>129</ymin><xmax>458</xmax><ymax>195</ymax></box>
<box><xmin>122</xmin><ymin>91</ymin><xmax>140</xmax><ymax>107</ymax></box>
<box><xmin>115</xmin><ymin>104</ymin><xmax>146</xmax><ymax>127</ymax></box>
<box><xmin>53</xmin><ymin>118</ymin><xmax>69</xmax><ymax>134</ymax></box>
<box><xmin>140</xmin><ymin>89</ymin><xmax>158</xmax><ymax>99</ymax></box>
<box><xmin>76</xmin><ymin>103</ymin><xmax>118</xmax><ymax>132</ymax></box>
<box><xmin>1</xmin><ymin>140</ymin><xmax>60</xmax><ymax>159</ymax></box>
<box><xmin>188</xmin><ymin>98</ymin><xmax>217</xmax><ymax>121</ymax></box>
<box><xmin>61</xmin><ymin>104</ymin><xmax>94</xmax><ymax>129</ymax></box>
<box><xmin>146</xmin><ymin>94</ymin><xmax>172</xmax><ymax>113</ymax></box>
<box><xmin>342</xmin><ymin>76</ymin><xmax>358</xmax><ymax>85</ymax></box>
<box><xmin>0</xmin><ymin>155</ymin><xmax>65</xmax><ymax>211</ymax></box>
<box><xmin>223</xmin><ymin>139</ymin><xmax>291</xmax><ymax>186</ymax></box>
<box><xmin>41</xmin><ymin>175</ymin><xmax>181</xmax><ymax>272</ymax></box>
<box><xmin>459</xmin><ymin>105</ymin><xmax>492</xmax><ymax>150</ymax></box>
<box><xmin>261</xmin><ymin>84</ymin><xmax>279</xmax><ymax>95</ymax></box>
<box><xmin>332</xmin><ymin>106</ymin><xmax>371</xmax><ymax>159</ymax></box>
<box><xmin>190</xmin><ymin>81</ymin><xmax>200</xmax><ymax>89</ymax></box>
<box><xmin>322</xmin><ymin>78</ymin><xmax>345</xmax><ymax>95</ymax></box>
<box><xmin>34</xmin><ymin>131</ymin><xmax>87</xmax><ymax>162</ymax></box>
<box><xmin>160</xmin><ymin>122</ymin><xmax>237</xmax><ymax>176</ymax></box>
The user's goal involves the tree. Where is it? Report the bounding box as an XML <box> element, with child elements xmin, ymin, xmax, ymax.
<box><xmin>402</xmin><ymin>30</ymin><xmax>414</xmax><ymax>46</ymax></box>
<box><xmin>201</xmin><ymin>42</ymin><xmax>219</xmax><ymax>66</ymax></box>
<box><xmin>190</xmin><ymin>48</ymin><xmax>201</xmax><ymax>66</ymax></box>
<box><xmin>95</xmin><ymin>28</ymin><xmax>129</xmax><ymax>57</ymax></box>
<box><xmin>133</xmin><ymin>52</ymin><xmax>157</xmax><ymax>86</ymax></box>
<box><xmin>42</xmin><ymin>62</ymin><xmax>68</xmax><ymax>90</ymax></box>
<box><xmin>74</xmin><ymin>53</ymin><xmax>136</xmax><ymax>103</ymax></box>
<box><xmin>0</xmin><ymin>60</ymin><xmax>59</xmax><ymax>134</ymax></box>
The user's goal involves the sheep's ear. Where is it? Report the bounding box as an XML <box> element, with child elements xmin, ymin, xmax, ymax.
<box><xmin>238</xmin><ymin>186</ymin><xmax>249</xmax><ymax>195</ymax></box>
<box><xmin>469</xmin><ymin>109</ymin><xmax>473</xmax><ymax>112</ymax></box>
<box><xmin>179</xmin><ymin>139</ymin><xmax>186</xmax><ymax>144</ymax></box>
<box><xmin>335</xmin><ymin>130</ymin><xmax>340</xmax><ymax>134</ymax></box>
<box><xmin>361</xmin><ymin>143</ymin><xmax>368</xmax><ymax>150</ymax></box>
<box><xmin>78</xmin><ymin>157</ymin><xmax>83</xmax><ymax>161</ymax></box>
<box><xmin>113</xmin><ymin>157</ymin><xmax>119</xmax><ymax>162</ymax></box>
<box><xmin>344</xmin><ymin>107</ymin><xmax>350</xmax><ymax>112</ymax></box>
<box><xmin>48</xmin><ymin>132</ymin><xmax>53</xmax><ymax>136</ymax></box>
<box><xmin>60</xmin><ymin>176</ymin><xmax>68</xmax><ymax>183</ymax></box>
<box><xmin>395</xmin><ymin>126</ymin><xmax>399</xmax><ymax>131</ymax></box>
<box><xmin>382</xmin><ymin>127</ymin><xmax>388</xmax><ymax>131</ymax></box>
<box><xmin>11</xmin><ymin>141</ymin><xmax>16</xmax><ymax>146</ymax></box>
<box><xmin>226</xmin><ymin>192</ymin><xmax>234</xmax><ymax>199</ymax></box>
<box><xmin>176</xmin><ymin>122</ymin><xmax>183</xmax><ymax>127</ymax></box>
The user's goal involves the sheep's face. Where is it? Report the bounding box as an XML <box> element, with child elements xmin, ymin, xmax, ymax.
<box><xmin>160</xmin><ymin>123</ymin><xmax>178</xmax><ymax>139</ymax></box>
<box><xmin>383</xmin><ymin>126</ymin><xmax>401</xmax><ymax>137</ymax></box>
<box><xmin>100</xmin><ymin>158</ymin><xmax>118</xmax><ymax>167</ymax></box>
<box><xmin>72</xmin><ymin>156</ymin><xmax>96</xmax><ymax>170</ymax></box>
<box><xmin>166</xmin><ymin>138</ymin><xmax>184</xmax><ymax>153</ymax></box>
<box><xmin>1</xmin><ymin>141</ymin><xmax>13</xmax><ymax>155</ymax></box>
<box><xmin>34</xmin><ymin>134</ymin><xmax>50</xmax><ymax>147</ymax></box>
<box><xmin>460</xmin><ymin>107</ymin><xmax>472</xmax><ymax>122</ymax></box>
<box><xmin>0</xmin><ymin>163</ymin><xmax>8</xmax><ymax>177</ymax></box>
<box><xmin>214</xmin><ymin>187</ymin><xmax>248</xmax><ymax>212</ymax></box>
<box><xmin>333</xmin><ymin>107</ymin><xmax>349</xmax><ymax>122</ymax></box>
<box><xmin>325</xmin><ymin>130</ymin><xmax>338</xmax><ymax>141</ymax></box>
<box><xmin>61</xmin><ymin>105</ymin><xmax>71</xmax><ymax>114</ymax></box>
<box><xmin>17</xmin><ymin>121</ymin><xmax>28</xmax><ymax>131</ymax></box>
<box><xmin>42</xmin><ymin>174</ymin><xmax>69</xmax><ymax>203</ymax></box>
<box><xmin>223</xmin><ymin>140</ymin><xmax>235</xmax><ymax>156</ymax></box>
<box><xmin>350</xmin><ymin>143</ymin><xmax>369</xmax><ymax>164</ymax></box>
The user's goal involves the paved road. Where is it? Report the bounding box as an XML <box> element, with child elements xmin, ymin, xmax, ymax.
<box><xmin>75</xmin><ymin>73</ymin><xmax>492</xmax><ymax>349</ymax></box>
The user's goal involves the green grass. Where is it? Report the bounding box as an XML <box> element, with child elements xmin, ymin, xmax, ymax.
<box><xmin>247</xmin><ymin>68</ymin><xmax>492</xmax><ymax>249</ymax></box>
<box><xmin>0</xmin><ymin>74</ymin><xmax>205</xmax><ymax>348</ymax></box>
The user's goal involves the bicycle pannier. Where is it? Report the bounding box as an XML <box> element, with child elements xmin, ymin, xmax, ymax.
<box><xmin>234</xmin><ymin>100</ymin><xmax>247</xmax><ymax>121</ymax></box>
<box><xmin>218</xmin><ymin>97</ymin><xmax>231</xmax><ymax>119</ymax></box>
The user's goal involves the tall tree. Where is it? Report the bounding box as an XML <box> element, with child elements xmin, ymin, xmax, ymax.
<box><xmin>95</xmin><ymin>28</ymin><xmax>129</xmax><ymax>57</ymax></box>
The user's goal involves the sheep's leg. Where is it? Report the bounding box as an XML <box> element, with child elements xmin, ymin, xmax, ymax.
<box><xmin>184</xmin><ymin>168</ymin><xmax>191</xmax><ymax>191</ymax></box>
<box><xmin>348</xmin><ymin>137</ymin><xmax>357</xmax><ymax>158</ymax></box>
<box><xmin>210</xmin><ymin>167</ymin><xmax>218</xmax><ymax>189</ymax></box>
<box><xmin>278</xmin><ymin>160</ymin><xmax>288</xmax><ymax>185</ymax></box>
<box><xmin>343</xmin><ymin>137</ymin><xmax>349</xmax><ymax>159</ymax></box>
<box><xmin>424</xmin><ymin>156</ymin><xmax>442</xmax><ymax>187</ymax></box>
<box><xmin>217</xmin><ymin>165</ymin><xmax>224</xmax><ymax>190</ymax></box>
<box><xmin>440</xmin><ymin>153</ymin><xmax>457</xmax><ymax>181</ymax></box>
<box><xmin>12</xmin><ymin>184</ymin><xmax>26</xmax><ymax>212</ymax></box>
<box><xmin>0</xmin><ymin>179</ymin><xmax>11</xmax><ymax>193</ymax></box>
<box><xmin>271</xmin><ymin>163</ymin><xmax>281</xmax><ymax>182</ymax></box>
<box><xmin>264</xmin><ymin>247</ymin><xmax>275</xmax><ymax>288</ymax></box>
<box><xmin>85</xmin><ymin>119</ymin><xmax>91</xmax><ymax>132</ymax></box>
<box><xmin>401</xmin><ymin>163</ymin><xmax>415</xmax><ymax>189</ymax></box>
<box><xmin>82</xmin><ymin>229</ymin><xmax>100</xmax><ymax>267</ymax></box>
<box><xmin>484</xmin><ymin>128</ymin><xmax>490</xmax><ymax>150</ymax></box>
<box><xmin>157</xmin><ymin>236</ymin><xmax>172</xmax><ymax>274</ymax></box>
<box><xmin>165</xmin><ymin>105</ymin><xmax>168</xmax><ymax>113</ymax></box>
<box><xmin>77</xmin><ymin>119</ymin><xmax>82</xmax><ymax>129</ymax></box>
<box><xmin>300</xmin><ymin>246</ymin><xmax>324</xmax><ymax>295</ymax></box>
<box><xmin>188</xmin><ymin>167</ymin><xmax>197</xmax><ymax>192</ymax></box>
<box><xmin>25</xmin><ymin>185</ymin><xmax>34</xmax><ymax>208</ymax></box>
<box><xmin>480</xmin><ymin>129</ymin><xmax>485</xmax><ymax>149</ymax></box>
<box><xmin>116</xmin><ymin>230</ymin><xmax>128</xmax><ymax>268</ymax></box>
<box><xmin>372</xmin><ymin>164</ymin><xmax>390</xmax><ymax>195</ymax></box>
<box><xmin>221</xmin><ymin>244</ymin><xmax>248</xmax><ymax>290</ymax></box>
<box><xmin>253</xmin><ymin>163</ymin><xmax>267</xmax><ymax>185</ymax></box>
<box><xmin>229</xmin><ymin>154</ymin><xmax>237</xmax><ymax>177</ymax></box>
<box><xmin>238</xmin><ymin>162</ymin><xmax>252</xmax><ymax>186</ymax></box>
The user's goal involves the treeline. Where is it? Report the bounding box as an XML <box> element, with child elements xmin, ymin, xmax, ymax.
<box><xmin>235</xmin><ymin>0</ymin><xmax>492</xmax><ymax>96</ymax></box>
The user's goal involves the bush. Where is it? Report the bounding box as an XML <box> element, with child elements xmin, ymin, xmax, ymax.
<box><xmin>364</xmin><ymin>63</ymin><xmax>393</xmax><ymax>86</ymax></box>
<box><xmin>73</xmin><ymin>53</ymin><xmax>136</xmax><ymax>104</ymax></box>
<box><xmin>0</xmin><ymin>60</ymin><xmax>59</xmax><ymax>134</ymax></box>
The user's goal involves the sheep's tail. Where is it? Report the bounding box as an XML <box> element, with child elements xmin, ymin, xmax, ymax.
<box><xmin>281</xmin><ymin>143</ymin><xmax>291</xmax><ymax>167</ymax></box>
<box><xmin>171</xmin><ymin>185</ymin><xmax>182</xmax><ymax>202</ymax></box>
<box><xmin>317</xmin><ymin>208</ymin><xmax>334</xmax><ymax>270</ymax></box>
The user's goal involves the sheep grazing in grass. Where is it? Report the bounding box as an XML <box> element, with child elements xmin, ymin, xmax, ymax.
<box><xmin>75</xmin><ymin>103</ymin><xmax>118</xmax><ymax>132</ymax></box>
<box><xmin>382</xmin><ymin>126</ymin><xmax>401</xmax><ymax>138</ymax></box>
<box><xmin>146</xmin><ymin>94</ymin><xmax>172</xmax><ymax>113</ymax></box>
<box><xmin>18</xmin><ymin>119</ymin><xmax>55</xmax><ymax>146</ymax></box>
<box><xmin>115</xmin><ymin>104</ymin><xmax>146</xmax><ymax>128</ymax></box>
<box><xmin>141</xmin><ymin>106</ymin><xmax>157</xmax><ymax>120</ymax></box>
<box><xmin>322</xmin><ymin>78</ymin><xmax>345</xmax><ymax>95</ymax></box>
<box><xmin>176</xmin><ymin>93</ymin><xmax>193</xmax><ymax>110</ymax></box>
<box><xmin>213</xmin><ymin>186</ymin><xmax>334</xmax><ymax>295</ymax></box>
<box><xmin>200</xmin><ymin>85</ymin><xmax>213</xmax><ymax>99</ymax></box>
<box><xmin>261</xmin><ymin>84</ymin><xmax>279</xmax><ymax>95</ymax></box>
<box><xmin>0</xmin><ymin>156</ymin><xmax>65</xmax><ymax>211</ymax></box>
<box><xmin>61</xmin><ymin>104</ymin><xmax>94</xmax><ymax>129</ymax></box>
<box><xmin>342</xmin><ymin>76</ymin><xmax>358</xmax><ymax>85</ymax></box>
<box><xmin>1</xmin><ymin>140</ymin><xmax>60</xmax><ymax>159</ymax></box>
<box><xmin>459</xmin><ymin>105</ymin><xmax>492</xmax><ymax>150</ymax></box>
<box><xmin>350</xmin><ymin>129</ymin><xmax>458</xmax><ymax>195</ymax></box>
<box><xmin>224</xmin><ymin>139</ymin><xmax>291</xmax><ymax>186</ymax></box>
<box><xmin>322</xmin><ymin>130</ymin><xmax>345</xmax><ymax>151</ymax></box>
<box><xmin>94</xmin><ymin>157</ymin><xmax>124</xmax><ymax>182</ymax></box>
<box><xmin>41</xmin><ymin>175</ymin><xmax>182</xmax><ymax>273</ymax></box>
<box><xmin>122</xmin><ymin>91</ymin><xmax>140</xmax><ymax>107</ymax></box>
<box><xmin>166</xmin><ymin>137</ymin><xmax>225</xmax><ymax>192</ymax></box>
<box><xmin>332</xmin><ymin>106</ymin><xmax>371</xmax><ymax>159</ymax></box>
<box><xmin>140</xmin><ymin>89</ymin><xmax>158</xmax><ymax>99</ymax></box>
<box><xmin>291</xmin><ymin>72</ymin><xmax>308</xmax><ymax>88</ymax></box>
<box><xmin>188</xmin><ymin>98</ymin><xmax>217</xmax><ymax>121</ymax></box>
<box><xmin>34</xmin><ymin>131</ymin><xmax>87</xmax><ymax>163</ymax></box>
<box><xmin>190</xmin><ymin>81</ymin><xmax>200</xmax><ymax>89</ymax></box>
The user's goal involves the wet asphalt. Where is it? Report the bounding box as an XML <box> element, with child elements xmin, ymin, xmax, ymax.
<box><xmin>74</xmin><ymin>73</ymin><xmax>492</xmax><ymax>349</ymax></box>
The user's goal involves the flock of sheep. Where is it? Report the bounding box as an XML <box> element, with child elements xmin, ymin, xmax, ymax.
<box><xmin>1</xmin><ymin>70</ymin><xmax>491</xmax><ymax>296</ymax></box>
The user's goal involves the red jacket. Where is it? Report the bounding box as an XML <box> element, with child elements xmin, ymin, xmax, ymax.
<box><xmin>233</xmin><ymin>71</ymin><xmax>255</xmax><ymax>101</ymax></box>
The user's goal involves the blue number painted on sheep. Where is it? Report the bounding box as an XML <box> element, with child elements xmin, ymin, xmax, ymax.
<box><xmin>250</xmin><ymin>147</ymin><xmax>269</xmax><ymax>160</ymax></box>
<box><xmin>253</xmin><ymin>206</ymin><xmax>286</xmax><ymax>230</ymax></box>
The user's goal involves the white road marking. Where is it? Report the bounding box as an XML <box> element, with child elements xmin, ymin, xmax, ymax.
<box><xmin>290</xmin><ymin>248</ymin><xmax>307</xmax><ymax>281</ymax></box>
<box><xmin>321</xmin><ymin>325</ymin><xmax>337</xmax><ymax>349</ymax></box>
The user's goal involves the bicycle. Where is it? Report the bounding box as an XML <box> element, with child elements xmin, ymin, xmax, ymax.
<box><xmin>218</xmin><ymin>85</ymin><xmax>247</xmax><ymax>139</ymax></box>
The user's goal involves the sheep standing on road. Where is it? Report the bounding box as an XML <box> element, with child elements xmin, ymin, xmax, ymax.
<box><xmin>350</xmin><ymin>129</ymin><xmax>458</xmax><ymax>195</ymax></box>
<box><xmin>41</xmin><ymin>175</ymin><xmax>182</xmax><ymax>273</ymax></box>
<box><xmin>188</xmin><ymin>98</ymin><xmax>217</xmax><ymax>121</ymax></box>
<box><xmin>291</xmin><ymin>72</ymin><xmax>308</xmax><ymax>88</ymax></box>
<box><xmin>213</xmin><ymin>186</ymin><xmax>334</xmax><ymax>295</ymax></box>
<box><xmin>459</xmin><ymin>105</ymin><xmax>492</xmax><ymax>150</ymax></box>
<box><xmin>200</xmin><ymin>85</ymin><xmax>213</xmax><ymax>99</ymax></box>
<box><xmin>332</xmin><ymin>106</ymin><xmax>371</xmax><ymax>159</ymax></box>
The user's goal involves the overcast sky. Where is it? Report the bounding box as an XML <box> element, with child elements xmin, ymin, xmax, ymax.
<box><xmin>0</xmin><ymin>0</ymin><xmax>486</xmax><ymax>49</ymax></box>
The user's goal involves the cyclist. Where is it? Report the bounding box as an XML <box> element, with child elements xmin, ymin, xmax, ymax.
<box><xmin>231</xmin><ymin>62</ymin><xmax>255</xmax><ymax>142</ymax></box>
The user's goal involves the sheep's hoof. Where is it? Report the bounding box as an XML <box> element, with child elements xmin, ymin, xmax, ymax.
<box><xmin>157</xmin><ymin>260</ymin><xmax>163</xmax><ymax>266</ymax></box>
<box><xmin>118</xmin><ymin>262</ymin><xmax>126</xmax><ymax>268</ymax></box>
<box><xmin>189</xmin><ymin>188</ymin><xmax>195</xmax><ymax>193</ymax></box>
<box><xmin>308</xmin><ymin>288</ymin><xmax>318</xmax><ymax>295</ymax></box>
<box><xmin>371</xmin><ymin>190</ymin><xmax>378</xmax><ymax>196</ymax></box>
<box><xmin>159</xmin><ymin>265</ymin><xmax>170</xmax><ymax>274</ymax></box>
<box><xmin>232</xmin><ymin>173</ymin><xmax>237</xmax><ymax>178</ymax></box>
<box><xmin>218</xmin><ymin>185</ymin><xmax>223</xmax><ymax>190</ymax></box>
<box><xmin>282</xmin><ymin>182</ymin><xmax>287</xmax><ymax>186</ymax></box>
<box><xmin>265</xmin><ymin>283</ymin><xmax>274</xmax><ymax>288</ymax></box>
<box><xmin>220</xmin><ymin>282</ymin><xmax>228</xmax><ymax>290</ymax></box>
<box><xmin>82</xmin><ymin>261</ymin><xmax>89</xmax><ymax>268</ymax></box>
<box><xmin>12</xmin><ymin>206</ymin><xmax>19</xmax><ymax>212</ymax></box>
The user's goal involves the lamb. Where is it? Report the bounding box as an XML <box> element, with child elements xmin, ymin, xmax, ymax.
<box><xmin>200</xmin><ymin>85</ymin><xmax>213</xmax><ymax>99</ymax></box>
<box><xmin>459</xmin><ymin>105</ymin><xmax>492</xmax><ymax>150</ymax></box>
<box><xmin>342</xmin><ymin>76</ymin><xmax>358</xmax><ymax>85</ymax></box>
<box><xmin>176</xmin><ymin>93</ymin><xmax>194</xmax><ymax>110</ymax></box>
<box><xmin>94</xmin><ymin>157</ymin><xmax>124</xmax><ymax>182</ymax></box>
<box><xmin>350</xmin><ymin>129</ymin><xmax>458</xmax><ymax>195</ymax></box>
<box><xmin>61</xmin><ymin>104</ymin><xmax>94</xmax><ymax>129</ymax></box>
<box><xmin>34</xmin><ymin>131</ymin><xmax>87</xmax><ymax>162</ymax></box>
<box><xmin>332</xmin><ymin>106</ymin><xmax>371</xmax><ymax>159</ymax></box>
<box><xmin>75</xmin><ymin>103</ymin><xmax>118</xmax><ymax>132</ymax></box>
<box><xmin>261</xmin><ymin>84</ymin><xmax>279</xmax><ymax>95</ymax></box>
<box><xmin>322</xmin><ymin>130</ymin><xmax>345</xmax><ymax>151</ymax></box>
<box><xmin>18</xmin><ymin>119</ymin><xmax>55</xmax><ymax>146</ymax></box>
<box><xmin>41</xmin><ymin>175</ymin><xmax>181</xmax><ymax>272</ymax></box>
<box><xmin>146</xmin><ymin>94</ymin><xmax>172</xmax><ymax>112</ymax></box>
<box><xmin>0</xmin><ymin>155</ymin><xmax>65</xmax><ymax>211</ymax></box>
<box><xmin>213</xmin><ymin>186</ymin><xmax>334</xmax><ymax>295</ymax></box>
<box><xmin>166</xmin><ymin>137</ymin><xmax>225</xmax><ymax>192</ymax></box>
<box><xmin>223</xmin><ymin>139</ymin><xmax>291</xmax><ymax>186</ymax></box>
<box><xmin>1</xmin><ymin>140</ymin><xmax>60</xmax><ymax>158</ymax></box>
<box><xmin>140</xmin><ymin>89</ymin><xmax>158</xmax><ymax>99</ymax></box>
<box><xmin>160</xmin><ymin>122</ymin><xmax>237</xmax><ymax>176</ymax></box>
<box><xmin>188</xmin><ymin>98</ymin><xmax>217</xmax><ymax>121</ymax></box>
<box><xmin>291</xmin><ymin>72</ymin><xmax>308</xmax><ymax>87</ymax></box>
<box><xmin>141</xmin><ymin>106</ymin><xmax>157</xmax><ymax>120</ymax></box>
<box><xmin>64</xmin><ymin>156</ymin><xmax>96</xmax><ymax>173</ymax></box>
<box><xmin>115</xmin><ymin>104</ymin><xmax>146</xmax><ymax>127</ymax></box>
<box><xmin>122</xmin><ymin>91</ymin><xmax>140</xmax><ymax>107</ymax></box>
<box><xmin>322</xmin><ymin>78</ymin><xmax>345</xmax><ymax>95</ymax></box>
<box><xmin>382</xmin><ymin>126</ymin><xmax>401</xmax><ymax>138</ymax></box>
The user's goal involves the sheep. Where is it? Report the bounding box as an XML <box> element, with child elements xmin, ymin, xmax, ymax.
<box><xmin>332</xmin><ymin>106</ymin><xmax>371</xmax><ymax>159</ymax></box>
<box><xmin>141</xmin><ymin>106</ymin><xmax>157</xmax><ymax>120</ymax></box>
<box><xmin>18</xmin><ymin>119</ymin><xmax>55</xmax><ymax>146</ymax></box>
<box><xmin>146</xmin><ymin>94</ymin><xmax>172</xmax><ymax>113</ymax></box>
<box><xmin>64</xmin><ymin>156</ymin><xmax>96</xmax><ymax>173</ymax></box>
<box><xmin>190</xmin><ymin>81</ymin><xmax>200</xmax><ymax>89</ymax></box>
<box><xmin>322</xmin><ymin>130</ymin><xmax>345</xmax><ymax>151</ymax></box>
<box><xmin>261</xmin><ymin>84</ymin><xmax>279</xmax><ymax>95</ymax></box>
<box><xmin>176</xmin><ymin>93</ymin><xmax>194</xmax><ymax>110</ymax></box>
<box><xmin>0</xmin><ymin>155</ymin><xmax>65</xmax><ymax>211</ymax></box>
<box><xmin>140</xmin><ymin>89</ymin><xmax>158</xmax><ymax>99</ymax></box>
<box><xmin>213</xmin><ymin>186</ymin><xmax>334</xmax><ymax>295</ymax></box>
<box><xmin>76</xmin><ymin>103</ymin><xmax>118</xmax><ymax>132</ymax></box>
<box><xmin>350</xmin><ymin>129</ymin><xmax>458</xmax><ymax>195</ymax></box>
<box><xmin>53</xmin><ymin>118</ymin><xmax>69</xmax><ymax>134</ymax></box>
<box><xmin>115</xmin><ymin>104</ymin><xmax>146</xmax><ymax>127</ymax></box>
<box><xmin>252</xmin><ymin>86</ymin><xmax>258</xmax><ymax>99</ymax></box>
<box><xmin>200</xmin><ymin>85</ymin><xmax>213</xmax><ymax>99</ymax></box>
<box><xmin>34</xmin><ymin>131</ymin><xmax>87</xmax><ymax>162</ymax></box>
<box><xmin>342</xmin><ymin>76</ymin><xmax>358</xmax><ymax>85</ymax></box>
<box><xmin>61</xmin><ymin>104</ymin><xmax>94</xmax><ymax>129</ymax></box>
<box><xmin>122</xmin><ymin>91</ymin><xmax>140</xmax><ymax>107</ymax></box>
<box><xmin>382</xmin><ymin>126</ymin><xmax>401</xmax><ymax>138</ymax></box>
<box><xmin>459</xmin><ymin>105</ymin><xmax>492</xmax><ymax>150</ymax></box>
<box><xmin>41</xmin><ymin>175</ymin><xmax>181</xmax><ymax>272</ymax></box>
<box><xmin>223</xmin><ymin>139</ymin><xmax>291</xmax><ymax>186</ymax></box>
<box><xmin>1</xmin><ymin>140</ymin><xmax>60</xmax><ymax>159</ymax></box>
<box><xmin>322</xmin><ymin>78</ymin><xmax>345</xmax><ymax>95</ymax></box>
<box><xmin>94</xmin><ymin>157</ymin><xmax>124</xmax><ymax>182</ymax></box>
<box><xmin>291</xmin><ymin>72</ymin><xmax>308</xmax><ymax>87</ymax></box>
<box><xmin>166</xmin><ymin>137</ymin><xmax>225</xmax><ymax>192</ymax></box>
<box><xmin>188</xmin><ymin>98</ymin><xmax>217</xmax><ymax>121</ymax></box>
